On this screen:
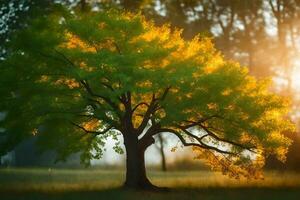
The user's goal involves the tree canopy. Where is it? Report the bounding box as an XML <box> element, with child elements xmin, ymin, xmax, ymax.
<box><xmin>0</xmin><ymin>8</ymin><xmax>295</xmax><ymax>179</ymax></box>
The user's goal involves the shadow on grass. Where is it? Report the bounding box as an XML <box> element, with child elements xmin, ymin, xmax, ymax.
<box><xmin>1</xmin><ymin>187</ymin><xmax>300</xmax><ymax>200</ymax></box>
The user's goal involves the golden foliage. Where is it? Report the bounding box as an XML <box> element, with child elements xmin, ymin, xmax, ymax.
<box><xmin>81</xmin><ymin>119</ymin><xmax>100</xmax><ymax>132</ymax></box>
<box><xmin>131</xmin><ymin>93</ymin><xmax>152</xmax><ymax>128</ymax></box>
<box><xmin>207</xmin><ymin>102</ymin><xmax>218</xmax><ymax>110</ymax></box>
<box><xmin>193</xmin><ymin>147</ymin><xmax>265</xmax><ymax>179</ymax></box>
<box><xmin>132</xmin><ymin>115</ymin><xmax>143</xmax><ymax>129</ymax></box>
<box><xmin>54</xmin><ymin>78</ymin><xmax>80</xmax><ymax>89</ymax></box>
<box><xmin>62</xmin><ymin>32</ymin><xmax>96</xmax><ymax>53</ymax></box>
<box><xmin>136</xmin><ymin>80</ymin><xmax>152</xmax><ymax>88</ymax></box>
<box><xmin>138</xmin><ymin>23</ymin><xmax>172</xmax><ymax>42</ymax></box>
<box><xmin>265</xmin><ymin>131</ymin><xmax>292</xmax><ymax>162</ymax></box>
<box><xmin>221</xmin><ymin>89</ymin><xmax>232</xmax><ymax>96</ymax></box>
<box><xmin>79</xmin><ymin>61</ymin><xmax>94</xmax><ymax>72</ymax></box>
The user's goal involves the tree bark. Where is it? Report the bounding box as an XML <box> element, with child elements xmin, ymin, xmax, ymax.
<box><xmin>123</xmin><ymin>133</ymin><xmax>156</xmax><ymax>189</ymax></box>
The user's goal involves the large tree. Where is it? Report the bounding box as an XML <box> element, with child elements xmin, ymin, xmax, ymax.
<box><xmin>0</xmin><ymin>9</ymin><xmax>294</xmax><ymax>189</ymax></box>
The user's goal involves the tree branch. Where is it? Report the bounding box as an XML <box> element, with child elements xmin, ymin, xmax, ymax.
<box><xmin>113</xmin><ymin>41</ymin><xmax>122</xmax><ymax>55</ymax></box>
<box><xmin>135</xmin><ymin>87</ymin><xmax>171</xmax><ymax>135</ymax></box>
<box><xmin>132</xmin><ymin>102</ymin><xmax>150</xmax><ymax>113</ymax></box>
<box><xmin>179</xmin><ymin>114</ymin><xmax>219</xmax><ymax>129</ymax></box>
<box><xmin>70</xmin><ymin>121</ymin><xmax>113</xmax><ymax>137</ymax></box>
<box><xmin>159</xmin><ymin>86</ymin><xmax>171</xmax><ymax>101</ymax></box>
<box><xmin>80</xmin><ymin>80</ymin><xmax>121</xmax><ymax>118</ymax></box>
<box><xmin>136</xmin><ymin>94</ymin><xmax>157</xmax><ymax>135</ymax></box>
<box><xmin>53</xmin><ymin>49</ymin><xmax>77</xmax><ymax>68</ymax></box>
<box><xmin>199</xmin><ymin>124</ymin><xmax>256</xmax><ymax>153</ymax></box>
<box><xmin>269</xmin><ymin>0</ymin><xmax>279</xmax><ymax>18</ymax></box>
<box><xmin>158</xmin><ymin>128</ymin><xmax>237</xmax><ymax>155</ymax></box>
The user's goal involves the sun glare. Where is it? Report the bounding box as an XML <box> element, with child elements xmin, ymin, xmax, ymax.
<box><xmin>292</xmin><ymin>60</ymin><xmax>300</xmax><ymax>90</ymax></box>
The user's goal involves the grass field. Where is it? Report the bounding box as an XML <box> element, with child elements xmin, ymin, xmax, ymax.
<box><xmin>0</xmin><ymin>168</ymin><xmax>300</xmax><ymax>200</ymax></box>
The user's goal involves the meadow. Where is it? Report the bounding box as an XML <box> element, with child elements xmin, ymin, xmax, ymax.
<box><xmin>0</xmin><ymin>168</ymin><xmax>300</xmax><ymax>200</ymax></box>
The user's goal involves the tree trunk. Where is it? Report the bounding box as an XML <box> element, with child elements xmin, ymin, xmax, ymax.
<box><xmin>123</xmin><ymin>133</ymin><xmax>155</xmax><ymax>189</ymax></box>
<box><xmin>80</xmin><ymin>0</ymin><xmax>88</xmax><ymax>12</ymax></box>
<box><xmin>158</xmin><ymin>134</ymin><xmax>167</xmax><ymax>172</ymax></box>
<box><xmin>122</xmin><ymin>0</ymin><xmax>140</xmax><ymax>11</ymax></box>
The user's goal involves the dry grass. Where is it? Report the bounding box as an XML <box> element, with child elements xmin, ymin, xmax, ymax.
<box><xmin>0</xmin><ymin>168</ymin><xmax>299</xmax><ymax>200</ymax></box>
<box><xmin>0</xmin><ymin>168</ymin><xmax>122</xmax><ymax>192</ymax></box>
<box><xmin>151</xmin><ymin>171</ymin><xmax>300</xmax><ymax>188</ymax></box>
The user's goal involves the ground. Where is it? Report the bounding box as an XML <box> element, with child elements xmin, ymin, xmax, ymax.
<box><xmin>0</xmin><ymin>168</ymin><xmax>300</xmax><ymax>200</ymax></box>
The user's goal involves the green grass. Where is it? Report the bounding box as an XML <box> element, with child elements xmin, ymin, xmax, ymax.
<box><xmin>0</xmin><ymin>168</ymin><xmax>300</xmax><ymax>200</ymax></box>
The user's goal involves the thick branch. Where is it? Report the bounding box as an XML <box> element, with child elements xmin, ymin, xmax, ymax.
<box><xmin>132</xmin><ymin>102</ymin><xmax>150</xmax><ymax>113</ymax></box>
<box><xmin>136</xmin><ymin>87</ymin><xmax>171</xmax><ymax>135</ymax></box>
<box><xmin>136</xmin><ymin>94</ymin><xmax>157</xmax><ymax>135</ymax></box>
<box><xmin>269</xmin><ymin>0</ymin><xmax>279</xmax><ymax>18</ymax></box>
<box><xmin>179</xmin><ymin>128</ymin><xmax>238</xmax><ymax>155</ymax></box>
<box><xmin>199</xmin><ymin>125</ymin><xmax>256</xmax><ymax>153</ymax></box>
<box><xmin>180</xmin><ymin>113</ymin><xmax>257</xmax><ymax>153</ymax></box>
<box><xmin>158</xmin><ymin>128</ymin><xmax>237</xmax><ymax>155</ymax></box>
<box><xmin>159</xmin><ymin>86</ymin><xmax>171</xmax><ymax>101</ymax></box>
<box><xmin>120</xmin><ymin>92</ymin><xmax>135</xmax><ymax>134</ymax></box>
<box><xmin>138</xmin><ymin>121</ymin><xmax>161</xmax><ymax>149</ymax></box>
<box><xmin>180</xmin><ymin>115</ymin><xmax>219</xmax><ymax>129</ymax></box>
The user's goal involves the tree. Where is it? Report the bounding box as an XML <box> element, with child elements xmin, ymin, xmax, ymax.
<box><xmin>267</xmin><ymin>0</ymin><xmax>293</xmax><ymax>94</ymax></box>
<box><xmin>155</xmin><ymin>133</ymin><xmax>167</xmax><ymax>171</ymax></box>
<box><xmin>0</xmin><ymin>8</ymin><xmax>294</xmax><ymax>189</ymax></box>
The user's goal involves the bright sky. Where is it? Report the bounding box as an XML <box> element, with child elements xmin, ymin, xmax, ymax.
<box><xmin>91</xmin><ymin>133</ymin><xmax>189</xmax><ymax>166</ymax></box>
<box><xmin>292</xmin><ymin>60</ymin><xmax>300</xmax><ymax>90</ymax></box>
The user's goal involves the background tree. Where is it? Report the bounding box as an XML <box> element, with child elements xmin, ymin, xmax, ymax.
<box><xmin>154</xmin><ymin>133</ymin><xmax>167</xmax><ymax>171</ymax></box>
